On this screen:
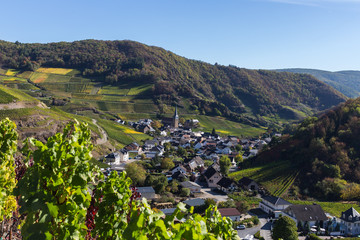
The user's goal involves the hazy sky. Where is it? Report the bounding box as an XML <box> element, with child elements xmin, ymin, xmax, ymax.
<box><xmin>1</xmin><ymin>0</ymin><xmax>360</xmax><ymax>71</ymax></box>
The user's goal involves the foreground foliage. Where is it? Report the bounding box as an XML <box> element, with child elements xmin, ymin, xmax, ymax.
<box><xmin>0</xmin><ymin>119</ymin><xmax>239</xmax><ymax>239</ymax></box>
<box><xmin>0</xmin><ymin>118</ymin><xmax>18</xmax><ymax>220</ymax></box>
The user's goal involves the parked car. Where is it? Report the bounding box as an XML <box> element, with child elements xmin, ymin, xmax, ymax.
<box><xmin>237</xmin><ymin>225</ymin><xmax>246</xmax><ymax>230</ymax></box>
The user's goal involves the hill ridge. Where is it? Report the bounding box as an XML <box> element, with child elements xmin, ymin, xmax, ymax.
<box><xmin>0</xmin><ymin>39</ymin><xmax>347</xmax><ymax>127</ymax></box>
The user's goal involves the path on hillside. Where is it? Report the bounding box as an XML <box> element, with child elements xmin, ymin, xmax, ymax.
<box><xmin>0</xmin><ymin>101</ymin><xmax>47</xmax><ymax>110</ymax></box>
<box><xmin>92</xmin><ymin>119</ymin><xmax>108</xmax><ymax>145</ymax></box>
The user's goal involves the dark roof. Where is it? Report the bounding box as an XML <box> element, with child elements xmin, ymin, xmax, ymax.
<box><xmin>105</xmin><ymin>152</ymin><xmax>119</xmax><ymax>158</ymax></box>
<box><xmin>217</xmin><ymin>177</ymin><xmax>236</xmax><ymax>188</ymax></box>
<box><xmin>262</xmin><ymin>195</ymin><xmax>291</xmax><ymax>206</ymax></box>
<box><xmin>284</xmin><ymin>204</ymin><xmax>327</xmax><ymax>222</ymax></box>
<box><xmin>171</xmin><ymin>171</ymin><xmax>187</xmax><ymax>180</ymax></box>
<box><xmin>203</xmin><ymin>166</ymin><xmax>218</xmax><ymax>179</ymax></box>
<box><xmin>238</xmin><ymin>177</ymin><xmax>256</xmax><ymax>186</ymax></box>
<box><xmin>218</xmin><ymin>208</ymin><xmax>241</xmax><ymax>217</ymax></box>
<box><xmin>341</xmin><ymin>207</ymin><xmax>360</xmax><ymax>222</ymax></box>
<box><xmin>137</xmin><ymin>187</ymin><xmax>155</xmax><ymax>193</ymax></box>
<box><xmin>183</xmin><ymin>198</ymin><xmax>205</xmax><ymax>207</ymax></box>
<box><xmin>162</xmin><ymin>208</ymin><xmax>177</xmax><ymax>215</ymax></box>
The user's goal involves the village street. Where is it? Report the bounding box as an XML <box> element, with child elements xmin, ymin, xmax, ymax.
<box><xmin>199</xmin><ymin>187</ymin><xmax>228</xmax><ymax>202</ymax></box>
<box><xmin>237</xmin><ymin>217</ymin><xmax>272</xmax><ymax>240</ymax></box>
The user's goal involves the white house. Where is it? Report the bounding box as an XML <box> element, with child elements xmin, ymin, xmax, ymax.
<box><xmin>340</xmin><ymin>207</ymin><xmax>360</xmax><ymax>236</ymax></box>
<box><xmin>203</xmin><ymin>165</ymin><xmax>222</xmax><ymax>188</ymax></box>
<box><xmin>259</xmin><ymin>195</ymin><xmax>291</xmax><ymax>218</ymax></box>
<box><xmin>217</xmin><ymin>177</ymin><xmax>238</xmax><ymax>193</ymax></box>
<box><xmin>105</xmin><ymin>152</ymin><xmax>120</xmax><ymax>165</ymax></box>
<box><xmin>119</xmin><ymin>149</ymin><xmax>129</xmax><ymax>162</ymax></box>
<box><xmin>171</xmin><ymin>165</ymin><xmax>187</xmax><ymax>175</ymax></box>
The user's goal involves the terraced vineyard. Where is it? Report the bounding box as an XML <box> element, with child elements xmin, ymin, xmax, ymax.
<box><xmin>229</xmin><ymin>161</ymin><xmax>299</xmax><ymax>196</ymax></box>
<box><xmin>0</xmin><ymin>67</ymin><xmax>266</xmax><ymax>146</ymax></box>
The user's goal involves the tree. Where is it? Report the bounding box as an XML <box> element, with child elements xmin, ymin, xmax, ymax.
<box><xmin>125</xmin><ymin>162</ymin><xmax>147</xmax><ymax>186</ymax></box>
<box><xmin>180</xmin><ymin>117</ymin><xmax>185</xmax><ymax>125</ymax></box>
<box><xmin>235</xmin><ymin>200</ymin><xmax>250</xmax><ymax>214</ymax></box>
<box><xmin>272</xmin><ymin>216</ymin><xmax>298</xmax><ymax>240</ymax></box>
<box><xmin>235</xmin><ymin>144</ymin><xmax>243</xmax><ymax>152</ymax></box>
<box><xmin>219</xmin><ymin>155</ymin><xmax>231</xmax><ymax>175</ymax></box>
<box><xmin>177</xmin><ymin>147</ymin><xmax>187</xmax><ymax>157</ymax></box>
<box><xmin>145</xmin><ymin>174</ymin><xmax>168</xmax><ymax>193</ymax></box>
<box><xmin>151</xmin><ymin>120</ymin><xmax>162</xmax><ymax>129</ymax></box>
<box><xmin>212</xmin><ymin>128</ymin><xmax>216</xmax><ymax>136</ymax></box>
<box><xmin>180</xmin><ymin>188</ymin><xmax>191</xmax><ymax>197</ymax></box>
<box><xmin>235</xmin><ymin>154</ymin><xmax>243</xmax><ymax>163</ymax></box>
<box><xmin>161</xmin><ymin>157</ymin><xmax>175</xmax><ymax>170</ymax></box>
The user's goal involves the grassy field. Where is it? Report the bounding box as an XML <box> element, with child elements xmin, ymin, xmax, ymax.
<box><xmin>289</xmin><ymin>200</ymin><xmax>360</xmax><ymax>217</ymax></box>
<box><xmin>184</xmin><ymin>115</ymin><xmax>265</xmax><ymax>137</ymax></box>
<box><xmin>0</xmin><ymin>88</ymin><xmax>17</xmax><ymax>103</ymax></box>
<box><xmin>96</xmin><ymin>118</ymin><xmax>150</xmax><ymax>145</ymax></box>
<box><xmin>5</xmin><ymin>69</ymin><xmax>19</xmax><ymax>76</ymax></box>
<box><xmin>0</xmin><ymin>85</ymin><xmax>38</xmax><ymax>102</ymax></box>
<box><xmin>37</xmin><ymin>67</ymin><xmax>74</xmax><ymax>75</ymax></box>
<box><xmin>229</xmin><ymin>161</ymin><xmax>298</xmax><ymax>196</ymax></box>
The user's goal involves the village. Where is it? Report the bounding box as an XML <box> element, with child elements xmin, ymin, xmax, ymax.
<box><xmin>101</xmin><ymin>107</ymin><xmax>359</xmax><ymax>240</ymax></box>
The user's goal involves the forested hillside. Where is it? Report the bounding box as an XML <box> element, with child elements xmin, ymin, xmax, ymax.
<box><xmin>253</xmin><ymin>97</ymin><xmax>360</xmax><ymax>200</ymax></box>
<box><xmin>276</xmin><ymin>68</ymin><xmax>360</xmax><ymax>98</ymax></box>
<box><xmin>0</xmin><ymin>40</ymin><xmax>346</xmax><ymax>127</ymax></box>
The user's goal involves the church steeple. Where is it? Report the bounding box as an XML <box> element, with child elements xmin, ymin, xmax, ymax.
<box><xmin>173</xmin><ymin>105</ymin><xmax>179</xmax><ymax>128</ymax></box>
<box><xmin>174</xmin><ymin>105</ymin><xmax>179</xmax><ymax>119</ymax></box>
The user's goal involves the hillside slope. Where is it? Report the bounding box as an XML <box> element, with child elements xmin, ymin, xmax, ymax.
<box><xmin>276</xmin><ymin>68</ymin><xmax>360</xmax><ymax>98</ymax></box>
<box><xmin>0</xmin><ymin>40</ymin><xmax>346</xmax><ymax>127</ymax></box>
<box><xmin>251</xmin><ymin>97</ymin><xmax>360</xmax><ymax>200</ymax></box>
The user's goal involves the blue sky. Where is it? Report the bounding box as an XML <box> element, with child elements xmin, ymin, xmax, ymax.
<box><xmin>1</xmin><ymin>0</ymin><xmax>360</xmax><ymax>71</ymax></box>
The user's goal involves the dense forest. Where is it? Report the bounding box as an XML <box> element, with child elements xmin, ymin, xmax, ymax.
<box><xmin>0</xmin><ymin>40</ymin><xmax>346</xmax><ymax>126</ymax></box>
<box><xmin>276</xmin><ymin>68</ymin><xmax>360</xmax><ymax>98</ymax></box>
<box><xmin>253</xmin><ymin>97</ymin><xmax>360</xmax><ymax>200</ymax></box>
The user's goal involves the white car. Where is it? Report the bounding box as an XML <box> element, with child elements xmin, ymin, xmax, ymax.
<box><xmin>237</xmin><ymin>224</ymin><xmax>246</xmax><ymax>230</ymax></box>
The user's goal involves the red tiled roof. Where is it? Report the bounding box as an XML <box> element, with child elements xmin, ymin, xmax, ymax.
<box><xmin>218</xmin><ymin>208</ymin><xmax>241</xmax><ymax>217</ymax></box>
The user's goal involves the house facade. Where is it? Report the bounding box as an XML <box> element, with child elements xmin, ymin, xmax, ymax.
<box><xmin>340</xmin><ymin>207</ymin><xmax>360</xmax><ymax>236</ymax></box>
<box><xmin>282</xmin><ymin>204</ymin><xmax>328</xmax><ymax>230</ymax></box>
<box><xmin>119</xmin><ymin>149</ymin><xmax>129</xmax><ymax>162</ymax></box>
<box><xmin>238</xmin><ymin>177</ymin><xmax>260</xmax><ymax>191</ymax></box>
<box><xmin>203</xmin><ymin>166</ymin><xmax>222</xmax><ymax>188</ymax></box>
<box><xmin>217</xmin><ymin>177</ymin><xmax>238</xmax><ymax>193</ymax></box>
<box><xmin>218</xmin><ymin>208</ymin><xmax>242</xmax><ymax>221</ymax></box>
<box><xmin>259</xmin><ymin>195</ymin><xmax>291</xmax><ymax>218</ymax></box>
<box><xmin>105</xmin><ymin>152</ymin><xmax>120</xmax><ymax>165</ymax></box>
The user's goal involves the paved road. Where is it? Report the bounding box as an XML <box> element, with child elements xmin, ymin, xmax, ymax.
<box><xmin>199</xmin><ymin>188</ymin><xmax>228</xmax><ymax>202</ymax></box>
<box><xmin>237</xmin><ymin>218</ymin><xmax>268</xmax><ymax>239</ymax></box>
<box><xmin>260</xmin><ymin>221</ymin><xmax>272</xmax><ymax>240</ymax></box>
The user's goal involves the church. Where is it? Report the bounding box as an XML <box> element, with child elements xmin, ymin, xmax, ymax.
<box><xmin>162</xmin><ymin>106</ymin><xmax>179</xmax><ymax>128</ymax></box>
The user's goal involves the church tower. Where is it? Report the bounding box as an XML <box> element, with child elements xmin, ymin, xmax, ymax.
<box><xmin>173</xmin><ymin>105</ymin><xmax>179</xmax><ymax>128</ymax></box>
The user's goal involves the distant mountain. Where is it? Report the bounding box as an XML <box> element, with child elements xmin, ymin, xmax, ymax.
<box><xmin>276</xmin><ymin>68</ymin><xmax>360</xmax><ymax>98</ymax></box>
<box><xmin>253</xmin><ymin>97</ymin><xmax>360</xmax><ymax>200</ymax></box>
<box><xmin>0</xmin><ymin>40</ymin><xmax>347</xmax><ymax>127</ymax></box>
